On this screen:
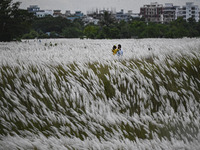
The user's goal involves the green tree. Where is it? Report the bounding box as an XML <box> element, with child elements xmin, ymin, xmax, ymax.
<box><xmin>0</xmin><ymin>0</ymin><xmax>33</xmax><ymax>41</ymax></box>
<box><xmin>96</xmin><ymin>31</ymin><xmax>106</xmax><ymax>39</ymax></box>
<box><xmin>22</xmin><ymin>30</ymin><xmax>38</xmax><ymax>39</ymax></box>
<box><xmin>32</xmin><ymin>16</ymin><xmax>72</xmax><ymax>34</ymax></box>
<box><xmin>118</xmin><ymin>20</ymin><xmax>130</xmax><ymax>38</ymax></box>
<box><xmin>169</xmin><ymin>17</ymin><xmax>188</xmax><ymax>38</ymax></box>
<box><xmin>99</xmin><ymin>11</ymin><xmax>116</xmax><ymax>27</ymax></box>
<box><xmin>165</xmin><ymin>26</ymin><xmax>178</xmax><ymax>38</ymax></box>
<box><xmin>157</xmin><ymin>24</ymin><xmax>168</xmax><ymax>38</ymax></box>
<box><xmin>83</xmin><ymin>25</ymin><xmax>99</xmax><ymax>39</ymax></box>
<box><xmin>129</xmin><ymin>21</ymin><xmax>146</xmax><ymax>38</ymax></box>
<box><xmin>196</xmin><ymin>21</ymin><xmax>200</xmax><ymax>37</ymax></box>
<box><xmin>109</xmin><ymin>27</ymin><xmax>120</xmax><ymax>39</ymax></box>
<box><xmin>141</xmin><ymin>23</ymin><xmax>167</xmax><ymax>38</ymax></box>
<box><xmin>101</xmin><ymin>26</ymin><xmax>111</xmax><ymax>38</ymax></box>
<box><xmin>62</xmin><ymin>27</ymin><xmax>82</xmax><ymax>38</ymax></box>
<box><xmin>187</xmin><ymin>17</ymin><xmax>199</xmax><ymax>37</ymax></box>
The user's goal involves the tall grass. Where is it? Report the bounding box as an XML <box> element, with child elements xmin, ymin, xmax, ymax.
<box><xmin>0</xmin><ymin>39</ymin><xmax>200</xmax><ymax>149</ymax></box>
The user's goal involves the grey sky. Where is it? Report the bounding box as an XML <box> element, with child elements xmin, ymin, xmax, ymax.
<box><xmin>14</xmin><ymin>0</ymin><xmax>200</xmax><ymax>13</ymax></box>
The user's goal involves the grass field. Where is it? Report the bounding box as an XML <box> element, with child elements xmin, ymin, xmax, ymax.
<box><xmin>0</xmin><ymin>38</ymin><xmax>200</xmax><ymax>149</ymax></box>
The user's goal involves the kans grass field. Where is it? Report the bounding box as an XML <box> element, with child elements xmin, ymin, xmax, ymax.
<box><xmin>0</xmin><ymin>38</ymin><xmax>200</xmax><ymax>150</ymax></box>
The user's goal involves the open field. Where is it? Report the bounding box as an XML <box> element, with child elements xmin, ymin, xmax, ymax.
<box><xmin>0</xmin><ymin>38</ymin><xmax>200</xmax><ymax>149</ymax></box>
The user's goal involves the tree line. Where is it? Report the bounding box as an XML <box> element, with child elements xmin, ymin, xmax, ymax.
<box><xmin>1</xmin><ymin>0</ymin><xmax>200</xmax><ymax>42</ymax></box>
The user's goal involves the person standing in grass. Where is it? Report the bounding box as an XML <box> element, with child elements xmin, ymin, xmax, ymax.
<box><xmin>117</xmin><ymin>44</ymin><xmax>123</xmax><ymax>61</ymax></box>
<box><xmin>112</xmin><ymin>45</ymin><xmax>118</xmax><ymax>55</ymax></box>
<box><xmin>117</xmin><ymin>44</ymin><xmax>123</xmax><ymax>56</ymax></box>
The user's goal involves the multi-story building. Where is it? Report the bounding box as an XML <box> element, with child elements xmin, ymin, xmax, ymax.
<box><xmin>141</xmin><ymin>2</ymin><xmax>199</xmax><ymax>23</ymax></box>
<box><xmin>178</xmin><ymin>2</ymin><xmax>199</xmax><ymax>22</ymax></box>
<box><xmin>140</xmin><ymin>2</ymin><xmax>163</xmax><ymax>23</ymax></box>
<box><xmin>115</xmin><ymin>9</ymin><xmax>129</xmax><ymax>21</ymax></box>
<box><xmin>163</xmin><ymin>3</ymin><xmax>179</xmax><ymax>23</ymax></box>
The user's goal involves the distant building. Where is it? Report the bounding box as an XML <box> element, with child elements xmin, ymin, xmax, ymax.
<box><xmin>75</xmin><ymin>11</ymin><xmax>84</xmax><ymax>17</ymax></box>
<box><xmin>127</xmin><ymin>10</ymin><xmax>140</xmax><ymax>19</ymax></box>
<box><xmin>199</xmin><ymin>11</ymin><xmax>200</xmax><ymax>20</ymax></box>
<box><xmin>115</xmin><ymin>9</ymin><xmax>139</xmax><ymax>21</ymax></box>
<box><xmin>82</xmin><ymin>16</ymin><xmax>99</xmax><ymax>25</ymax></box>
<box><xmin>87</xmin><ymin>9</ymin><xmax>114</xmax><ymax>20</ymax></box>
<box><xmin>140</xmin><ymin>2</ymin><xmax>163</xmax><ymax>23</ymax></box>
<box><xmin>67</xmin><ymin>11</ymin><xmax>84</xmax><ymax>21</ymax></box>
<box><xmin>99</xmin><ymin>9</ymin><xmax>108</xmax><ymax>14</ymax></box>
<box><xmin>87</xmin><ymin>9</ymin><xmax>99</xmax><ymax>19</ymax></box>
<box><xmin>65</xmin><ymin>10</ymin><xmax>71</xmax><ymax>17</ymax></box>
<box><xmin>87</xmin><ymin>8</ymin><xmax>139</xmax><ymax>22</ymax></box>
<box><xmin>178</xmin><ymin>2</ymin><xmax>199</xmax><ymax>22</ymax></box>
<box><xmin>131</xmin><ymin>13</ymin><xmax>140</xmax><ymax>19</ymax></box>
<box><xmin>140</xmin><ymin>2</ymin><xmax>199</xmax><ymax>23</ymax></box>
<box><xmin>116</xmin><ymin>9</ymin><xmax>127</xmax><ymax>21</ymax></box>
<box><xmin>27</xmin><ymin>5</ymin><xmax>40</xmax><ymax>14</ymax></box>
<box><xmin>36</xmin><ymin>10</ymin><xmax>53</xmax><ymax>18</ymax></box>
<box><xmin>53</xmin><ymin>10</ymin><xmax>62</xmax><ymax>17</ymax></box>
<box><xmin>163</xmin><ymin>3</ymin><xmax>179</xmax><ymax>23</ymax></box>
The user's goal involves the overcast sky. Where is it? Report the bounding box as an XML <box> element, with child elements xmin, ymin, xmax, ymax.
<box><xmin>14</xmin><ymin>0</ymin><xmax>200</xmax><ymax>13</ymax></box>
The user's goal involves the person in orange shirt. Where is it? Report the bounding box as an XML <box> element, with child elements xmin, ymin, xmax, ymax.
<box><xmin>112</xmin><ymin>45</ymin><xmax>118</xmax><ymax>55</ymax></box>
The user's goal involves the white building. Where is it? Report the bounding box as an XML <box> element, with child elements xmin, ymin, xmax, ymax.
<box><xmin>82</xmin><ymin>16</ymin><xmax>99</xmax><ymax>25</ymax></box>
<box><xmin>163</xmin><ymin>3</ymin><xmax>180</xmax><ymax>23</ymax></box>
<box><xmin>178</xmin><ymin>2</ymin><xmax>199</xmax><ymax>22</ymax></box>
<box><xmin>36</xmin><ymin>10</ymin><xmax>53</xmax><ymax>18</ymax></box>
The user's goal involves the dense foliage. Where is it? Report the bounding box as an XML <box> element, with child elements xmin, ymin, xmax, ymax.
<box><xmin>26</xmin><ymin>16</ymin><xmax>84</xmax><ymax>39</ymax></box>
<box><xmin>1</xmin><ymin>0</ymin><xmax>200</xmax><ymax>41</ymax></box>
<box><xmin>22</xmin><ymin>14</ymin><xmax>200</xmax><ymax>40</ymax></box>
<box><xmin>83</xmin><ymin>16</ymin><xmax>200</xmax><ymax>39</ymax></box>
<box><xmin>0</xmin><ymin>0</ymin><xmax>34</xmax><ymax>41</ymax></box>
